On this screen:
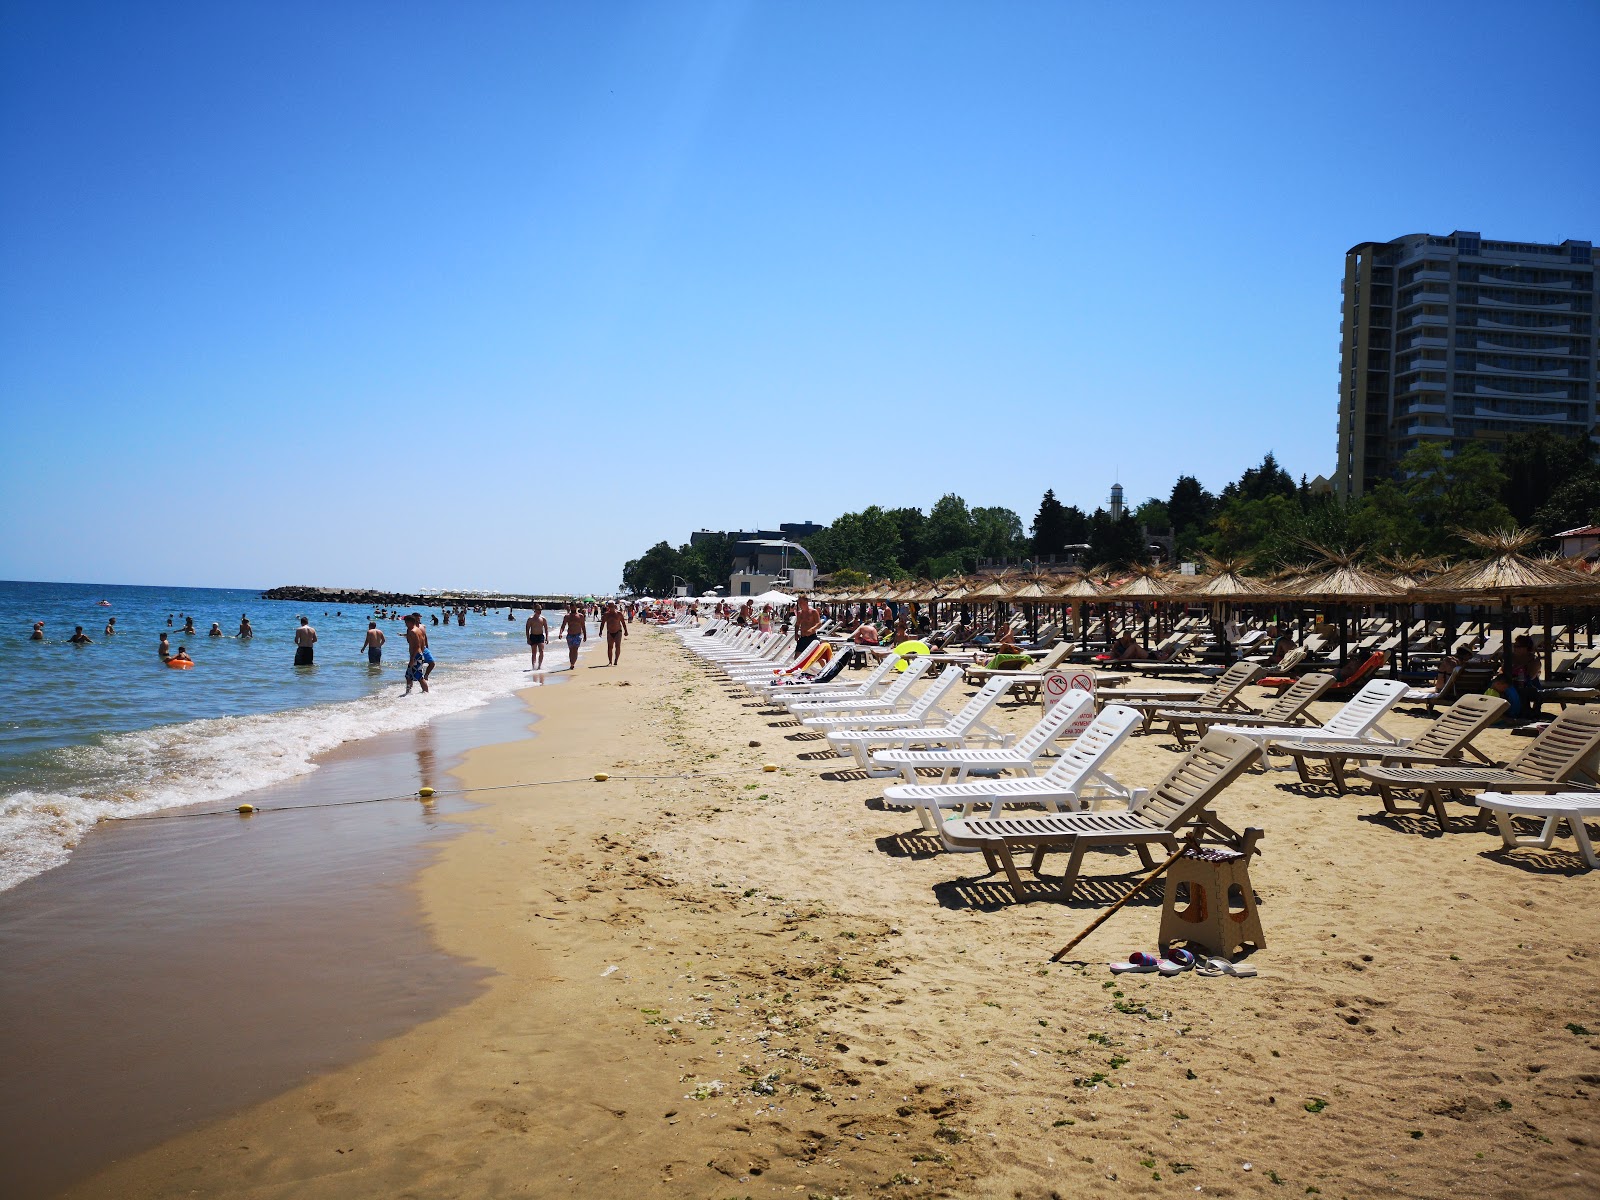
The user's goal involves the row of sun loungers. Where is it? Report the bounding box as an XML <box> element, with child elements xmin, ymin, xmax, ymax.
<box><xmin>678</xmin><ymin>615</ymin><xmax>1600</xmax><ymax>887</ymax></box>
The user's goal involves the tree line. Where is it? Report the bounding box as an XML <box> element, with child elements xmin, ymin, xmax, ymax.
<box><xmin>620</xmin><ymin>430</ymin><xmax>1600</xmax><ymax>595</ymax></box>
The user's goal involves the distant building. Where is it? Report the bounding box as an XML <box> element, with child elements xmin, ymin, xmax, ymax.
<box><xmin>1556</xmin><ymin>524</ymin><xmax>1600</xmax><ymax>561</ymax></box>
<box><xmin>1334</xmin><ymin>230</ymin><xmax>1597</xmax><ymax>499</ymax></box>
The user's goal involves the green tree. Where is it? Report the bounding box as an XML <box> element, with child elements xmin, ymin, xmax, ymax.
<box><xmin>1350</xmin><ymin>442</ymin><xmax>1512</xmax><ymax>555</ymax></box>
<box><xmin>1502</xmin><ymin>429</ymin><xmax>1592</xmax><ymax>526</ymax></box>
<box><xmin>1087</xmin><ymin>507</ymin><xmax>1147</xmax><ymax>566</ymax></box>
<box><xmin>1534</xmin><ymin>471</ymin><xmax>1600</xmax><ymax>535</ymax></box>
<box><xmin>972</xmin><ymin>505</ymin><xmax>1025</xmax><ymax>559</ymax></box>
<box><xmin>1132</xmin><ymin>498</ymin><xmax>1170</xmax><ymax>530</ymax></box>
<box><xmin>1167</xmin><ymin>475</ymin><xmax>1216</xmax><ymax>558</ymax></box>
<box><xmin>621</xmin><ymin>541</ymin><xmax>688</xmax><ymax>596</ymax></box>
<box><xmin>885</xmin><ymin>507</ymin><xmax>929</xmax><ymax>571</ymax></box>
<box><xmin>1031</xmin><ymin>489</ymin><xmax>1071</xmax><ymax>557</ymax></box>
<box><xmin>924</xmin><ymin>494</ymin><xmax>976</xmax><ymax>561</ymax></box>
<box><xmin>1219</xmin><ymin>453</ymin><xmax>1297</xmax><ymax>505</ymax></box>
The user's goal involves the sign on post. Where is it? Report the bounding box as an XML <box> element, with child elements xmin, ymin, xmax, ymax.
<box><xmin>1043</xmin><ymin>669</ymin><xmax>1097</xmax><ymax>737</ymax></box>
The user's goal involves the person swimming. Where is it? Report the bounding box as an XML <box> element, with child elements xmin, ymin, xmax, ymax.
<box><xmin>69</xmin><ymin>625</ymin><xmax>92</xmax><ymax>645</ymax></box>
<box><xmin>209</xmin><ymin>622</ymin><xmax>223</xmax><ymax>637</ymax></box>
<box><xmin>30</xmin><ymin>621</ymin><xmax>44</xmax><ymax>641</ymax></box>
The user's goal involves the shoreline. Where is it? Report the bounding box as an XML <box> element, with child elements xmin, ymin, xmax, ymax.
<box><xmin>45</xmin><ymin>629</ymin><xmax>1600</xmax><ymax>1198</ymax></box>
<box><xmin>0</xmin><ymin>679</ymin><xmax>563</xmax><ymax>1199</ymax></box>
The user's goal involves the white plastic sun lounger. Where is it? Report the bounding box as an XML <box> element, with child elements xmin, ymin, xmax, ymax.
<box><xmin>785</xmin><ymin>657</ymin><xmax>933</xmax><ymax>716</ymax></box>
<box><xmin>800</xmin><ymin>666</ymin><xmax>965</xmax><ymax>733</ymax></box>
<box><xmin>824</xmin><ymin>677</ymin><xmax>1016</xmax><ymax>772</ymax></box>
<box><xmin>1211</xmin><ymin>677</ymin><xmax>1410</xmax><ymax>762</ymax></box>
<box><xmin>756</xmin><ymin>652</ymin><xmax>902</xmax><ymax>699</ymax></box>
<box><xmin>884</xmin><ymin>704</ymin><xmax>1144</xmax><ymax>847</ymax></box>
<box><xmin>1475</xmin><ymin>792</ymin><xmax>1600</xmax><ymax>868</ymax></box>
<box><xmin>870</xmin><ymin>689</ymin><xmax>1094</xmax><ymax>784</ymax></box>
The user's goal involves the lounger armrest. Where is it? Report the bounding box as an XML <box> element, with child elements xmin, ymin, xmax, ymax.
<box><xmin>1376</xmin><ymin>752</ymin><xmax>1498</xmax><ymax>768</ymax></box>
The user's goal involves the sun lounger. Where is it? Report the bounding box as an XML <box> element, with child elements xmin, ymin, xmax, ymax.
<box><xmin>1210</xmin><ymin>677</ymin><xmax>1410</xmax><ymax>761</ymax></box>
<box><xmin>800</xmin><ymin>666</ymin><xmax>965</xmax><ymax>733</ymax></box>
<box><xmin>871</xmin><ymin>690</ymin><xmax>1095</xmax><ymax>784</ymax></box>
<box><xmin>1101</xmin><ymin>661</ymin><xmax>1263</xmax><ymax>732</ymax></box>
<box><xmin>884</xmin><ymin>704</ymin><xmax>1144</xmax><ymax>845</ymax></box>
<box><xmin>962</xmin><ymin>642</ymin><xmax>1072</xmax><ymax>688</ymax></box>
<box><xmin>825</xmin><ymin>678</ymin><xmax>1017</xmax><ymax>772</ymax></box>
<box><xmin>1359</xmin><ymin>704</ymin><xmax>1600</xmax><ymax>827</ymax></box>
<box><xmin>1475</xmin><ymin>792</ymin><xmax>1600</xmax><ymax>868</ymax></box>
<box><xmin>1161</xmin><ymin>673</ymin><xmax>1336</xmax><ymax>747</ymax></box>
<box><xmin>785</xmin><ymin>657</ymin><xmax>932</xmax><ymax>715</ymax></box>
<box><xmin>1275</xmin><ymin>693</ymin><xmax>1507</xmax><ymax>792</ymax></box>
<box><xmin>757</xmin><ymin>652</ymin><xmax>901</xmax><ymax>699</ymax></box>
<box><xmin>924</xmin><ymin>730</ymin><xmax>1263</xmax><ymax>902</ymax></box>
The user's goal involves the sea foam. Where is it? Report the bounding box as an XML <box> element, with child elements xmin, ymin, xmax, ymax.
<box><xmin>0</xmin><ymin>651</ymin><xmax>535</xmax><ymax>893</ymax></box>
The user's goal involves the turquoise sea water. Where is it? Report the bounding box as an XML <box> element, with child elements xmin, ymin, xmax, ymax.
<box><xmin>1</xmin><ymin>580</ymin><xmax>554</xmax><ymax>891</ymax></box>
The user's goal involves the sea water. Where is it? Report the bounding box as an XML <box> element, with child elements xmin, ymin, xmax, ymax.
<box><xmin>0</xmin><ymin>580</ymin><xmax>559</xmax><ymax>891</ymax></box>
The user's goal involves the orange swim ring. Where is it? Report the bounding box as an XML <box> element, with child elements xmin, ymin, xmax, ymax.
<box><xmin>166</xmin><ymin>658</ymin><xmax>193</xmax><ymax>670</ymax></box>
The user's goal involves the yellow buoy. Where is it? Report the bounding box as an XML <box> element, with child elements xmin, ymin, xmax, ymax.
<box><xmin>762</xmin><ymin>763</ymin><xmax>778</xmax><ymax>773</ymax></box>
<box><xmin>238</xmin><ymin>803</ymin><xmax>255</xmax><ymax>814</ymax></box>
<box><xmin>418</xmin><ymin>787</ymin><xmax>436</xmax><ymax>798</ymax></box>
<box><xmin>594</xmin><ymin>772</ymin><xmax>610</xmax><ymax>782</ymax></box>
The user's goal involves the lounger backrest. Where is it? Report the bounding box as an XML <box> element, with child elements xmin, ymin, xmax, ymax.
<box><xmin>876</xmin><ymin>655</ymin><xmax>932</xmax><ymax>701</ymax></box>
<box><xmin>1275</xmin><ymin>646</ymin><xmax>1307</xmax><ymax>673</ymax></box>
<box><xmin>1322</xmin><ymin>677</ymin><xmax>1410</xmax><ymax>736</ymax></box>
<box><xmin>1410</xmin><ymin>693</ymin><xmax>1508</xmax><ymax>757</ymax></box>
<box><xmin>1260</xmin><ymin>673</ymin><xmax>1335</xmax><ymax>720</ymax></box>
<box><xmin>1508</xmin><ymin>705</ymin><xmax>1600</xmax><ymax>782</ymax></box>
<box><xmin>947</xmin><ymin>677</ymin><xmax>1016</xmax><ymax>729</ymax></box>
<box><xmin>1031</xmin><ymin>643</ymin><xmax>1072</xmax><ymax>674</ymax></box>
<box><xmin>1200</xmin><ymin>661</ymin><xmax>1263</xmax><ymax>705</ymax></box>
<box><xmin>1332</xmin><ymin>652</ymin><xmax>1386</xmax><ymax>692</ymax></box>
<box><xmin>904</xmin><ymin>667</ymin><xmax>964</xmax><ymax>718</ymax></box>
<box><xmin>1136</xmin><ymin>730</ymin><xmax>1263</xmax><ymax>830</ymax></box>
<box><xmin>1014</xmin><ymin>690</ymin><xmax>1095</xmax><ymax>755</ymax></box>
<box><xmin>1040</xmin><ymin>704</ymin><xmax>1141</xmax><ymax>786</ymax></box>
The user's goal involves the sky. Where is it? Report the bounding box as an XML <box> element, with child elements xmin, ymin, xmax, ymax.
<box><xmin>3</xmin><ymin>2</ymin><xmax>1596</xmax><ymax>594</ymax></box>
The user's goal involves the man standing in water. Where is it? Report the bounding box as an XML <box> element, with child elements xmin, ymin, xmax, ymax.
<box><xmin>558</xmin><ymin>602</ymin><xmax>587</xmax><ymax>670</ymax></box>
<box><xmin>524</xmin><ymin>607</ymin><xmax>549</xmax><ymax>670</ymax></box>
<box><xmin>794</xmin><ymin>594</ymin><xmax>822</xmax><ymax>659</ymax></box>
<box><xmin>403</xmin><ymin>614</ymin><xmax>431</xmax><ymax>694</ymax></box>
<box><xmin>598</xmin><ymin>601</ymin><xmax>629</xmax><ymax>666</ymax></box>
<box><xmin>238</xmin><ymin>614</ymin><xmax>253</xmax><ymax>638</ymax></box>
<box><xmin>294</xmin><ymin>616</ymin><xmax>317</xmax><ymax>666</ymax></box>
<box><xmin>361</xmin><ymin>621</ymin><xmax>386</xmax><ymax>664</ymax></box>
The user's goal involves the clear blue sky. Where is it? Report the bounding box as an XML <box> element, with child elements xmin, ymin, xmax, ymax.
<box><xmin>3</xmin><ymin>2</ymin><xmax>1596</xmax><ymax>593</ymax></box>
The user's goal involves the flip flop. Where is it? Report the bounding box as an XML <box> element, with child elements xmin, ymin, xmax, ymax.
<box><xmin>1161</xmin><ymin>949</ymin><xmax>1198</xmax><ymax>975</ymax></box>
<box><xmin>1110</xmin><ymin>951</ymin><xmax>1160</xmax><ymax>974</ymax></box>
<box><xmin>1201</xmin><ymin>956</ymin><xmax>1258</xmax><ymax>978</ymax></box>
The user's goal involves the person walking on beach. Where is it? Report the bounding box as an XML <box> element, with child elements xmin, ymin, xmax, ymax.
<box><xmin>293</xmin><ymin>616</ymin><xmax>317</xmax><ymax>666</ymax></box>
<box><xmin>525</xmin><ymin>608</ymin><xmax>549</xmax><ymax>670</ymax></box>
<box><xmin>599</xmin><ymin>601</ymin><xmax>628</xmax><ymax>666</ymax></box>
<box><xmin>558</xmin><ymin>602</ymin><xmax>587</xmax><ymax>670</ymax></box>
<box><xmin>403</xmin><ymin>614</ymin><xmax>431</xmax><ymax>694</ymax></box>
<box><xmin>238</xmin><ymin>614</ymin><xmax>253</xmax><ymax>638</ymax></box>
<box><xmin>794</xmin><ymin>595</ymin><xmax>822</xmax><ymax>659</ymax></box>
<box><xmin>361</xmin><ymin>621</ymin><xmax>386</xmax><ymax>664</ymax></box>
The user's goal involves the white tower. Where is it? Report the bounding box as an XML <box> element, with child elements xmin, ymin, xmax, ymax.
<box><xmin>1109</xmin><ymin>482</ymin><xmax>1125</xmax><ymax>522</ymax></box>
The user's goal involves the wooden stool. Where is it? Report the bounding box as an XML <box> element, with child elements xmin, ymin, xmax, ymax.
<box><xmin>1159</xmin><ymin>846</ymin><xmax>1265</xmax><ymax>957</ymax></box>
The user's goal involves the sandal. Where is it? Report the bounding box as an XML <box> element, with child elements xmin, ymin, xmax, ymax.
<box><xmin>1201</xmin><ymin>955</ymin><xmax>1258</xmax><ymax>978</ymax></box>
<box><xmin>1110</xmin><ymin>951</ymin><xmax>1161</xmax><ymax>974</ymax></box>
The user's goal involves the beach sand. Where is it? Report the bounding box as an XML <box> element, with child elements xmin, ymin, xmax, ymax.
<box><xmin>60</xmin><ymin>629</ymin><xmax>1600</xmax><ymax>1198</ymax></box>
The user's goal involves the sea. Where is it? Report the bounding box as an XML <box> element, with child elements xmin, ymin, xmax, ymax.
<box><xmin>1</xmin><ymin>580</ymin><xmax>556</xmax><ymax>893</ymax></box>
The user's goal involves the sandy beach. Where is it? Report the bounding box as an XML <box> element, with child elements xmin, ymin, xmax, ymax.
<box><xmin>58</xmin><ymin>628</ymin><xmax>1600</xmax><ymax>1199</ymax></box>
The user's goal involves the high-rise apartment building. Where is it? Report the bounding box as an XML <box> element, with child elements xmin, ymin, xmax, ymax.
<box><xmin>1334</xmin><ymin>231</ymin><xmax>1597</xmax><ymax>499</ymax></box>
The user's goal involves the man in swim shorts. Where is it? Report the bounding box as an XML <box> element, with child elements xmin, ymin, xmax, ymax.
<box><xmin>361</xmin><ymin>621</ymin><xmax>386</xmax><ymax>664</ymax></box>
<box><xmin>558</xmin><ymin>602</ymin><xmax>587</xmax><ymax>670</ymax></box>
<box><xmin>403</xmin><ymin>614</ymin><xmax>431</xmax><ymax>694</ymax></box>
<box><xmin>69</xmin><ymin>625</ymin><xmax>92</xmax><ymax>644</ymax></box>
<box><xmin>294</xmin><ymin>616</ymin><xmax>317</xmax><ymax>666</ymax></box>
<box><xmin>158</xmin><ymin>632</ymin><xmax>171</xmax><ymax>660</ymax></box>
<box><xmin>598</xmin><ymin>601</ymin><xmax>629</xmax><ymax>666</ymax></box>
<box><xmin>105</xmin><ymin>616</ymin><xmax>116</xmax><ymax>636</ymax></box>
<box><xmin>238</xmin><ymin>614</ymin><xmax>253</xmax><ymax>638</ymax></box>
<box><xmin>525</xmin><ymin>607</ymin><xmax>549</xmax><ymax>670</ymax></box>
<box><xmin>794</xmin><ymin>594</ymin><xmax>822</xmax><ymax>660</ymax></box>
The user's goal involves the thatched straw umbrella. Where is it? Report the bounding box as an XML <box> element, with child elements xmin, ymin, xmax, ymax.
<box><xmin>1291</xmin><ymin>547</ymin><xmax>1407</xmax><ymax>669</ymax></box>
<box><xmin>1183</xmin><ymin>555</ymin><xmax>1276</xmax><ymax>663</ymax></box>
<box><xmin>1411</xmin><ymin>529</ymin><xmax>1600</xmax><ymax>675</ymax></box>
<box><xmin>1050</xmin><ymin>571</ymin><xmax>1109</xmax><ymax>651</ymax></box>
<box><xmin>1007</xmin><ymin>574</ymin><xmax>1055</xmax><ymax>641</ymax></box>
<box><xmin>1103</xmin><ymin>565</ymin><xmax>1183</xmax><ymax>651</ymax></box>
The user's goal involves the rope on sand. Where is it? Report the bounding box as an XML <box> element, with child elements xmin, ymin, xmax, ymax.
<box><xmin>99</xmin><ymin>764</ymin><xmax>785</xmax><ymax>823</ymax></box>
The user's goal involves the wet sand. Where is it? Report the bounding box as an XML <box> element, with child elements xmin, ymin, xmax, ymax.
<box><xmin>41</xmin><ymin>633</ymin><xmax>1600</xmax><ymax>1198</ymax></box>
<box><xmin>0</xmin><ymin>687</ymin><xmax>552</xmax><ymax>1199</ymax></box>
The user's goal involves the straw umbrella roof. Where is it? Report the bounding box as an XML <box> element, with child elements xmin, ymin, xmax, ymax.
<box><xmin>1007</xmin><ymin>573</ymin><xmax>1056</xmax><ymax>601</ymax></box>
<box><xmin>1411</xmin><ymin>529</ymin><xmax>1600</xmax><ymax>603</ymax></box>
<box><xmin>1184</xmin><ymin>556</ymin><xmax>1275</xmax><ymax>601</ymax></box>
<box><xmin>1054</xmin><ymin>571</ymin><xmax>1109</xmax><ymax>599</ymax></box>
<box><xmin>1103</xmin><ymin>565</ymin><xmax>1182</xmax><ymax>600</ymax></box>
<box><xmin>1286</xmin><ymin>545</ymin><xmax>1407</xmax><ymax>603</ymax></box>
<box><xmin>968</xmin><ymin>572</ymin><xmax>1016</xmax><ymax>600</ymax></box>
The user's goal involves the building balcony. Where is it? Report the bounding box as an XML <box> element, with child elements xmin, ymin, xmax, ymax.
<box><xmin>1413</xmin><ymin>269</ymin><xmax>1452</xmax><ymax>282</ymax></box>
<box><xmin>1474</xmin><ymin>383</ymin><xmax>1571</xmax><ymax>399</ymax></box>
<box><xmin>1397</xmin><ymin>402</ymin><xmax>1449</xmax><ymax>417</ymax></box>
<box><xmin>1474</xmin><ymin>338</ymin><xmax>1580</xmax><ymax>357</ymax></box>
<box><xmin>1402</xmin><ymin>422</ymin><xmax>1455</xmax><ymax>438</ymax></box>
<box><xmin>1467</xmin><ymin>274</ymin><xmax>1575</xmax><ymax>291</ymax></box>
<box><xmin>1407</xmin><ymin>335</ymin><xmax>1449</xmax><ymax>349</ymax></box>
<box><xmin>1399</xmin><ymin>291</ymin><xmax>1450</xmax><ymax>308</ymax></box>
<box><xmin>1476</xmin><ymin>317</ymin><xmax>1571</xmax><ymax>333</ymax></box>
<box><xmin>1472</xmin><ymin>406</ymin><xmax>1580</xmax><ymax>423</ymax></box>
<box><xmin>1408</xmin><ymin>313</ymin><xmax>1449</xmax><ymax>327</ymax></box>
<box><xmin>1465</xmin><ymin>296</ymin><xmax>1574</xmax><ymax>311</ymax></box>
